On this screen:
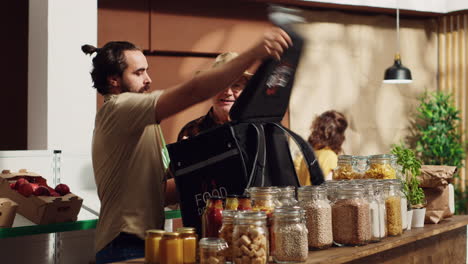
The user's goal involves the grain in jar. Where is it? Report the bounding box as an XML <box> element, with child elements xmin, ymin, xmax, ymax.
<box><xmin>199</xmin><ymin>237</ymin><xmax>228</xmax><ymax>264</ymax></box>
<box><xmin>160</xmin><ymin>232</ymin><xmax>183</xmax><ymax>264</ymax></box>
<box><xmin>384</xmin><ymin>183</ymin><xmax>403</xmax><ymax>236</ymax></box>
<box><xmin>365</xmin><ymin>154</ymin><xmax>397</xmax><ymax>179</ymax></box>
<box><xmin>297</xmin><ymin>186</ymin><xmax>333</xmax><ymax>249</ymax></box>
<box><xmin>332</xmin><ymin>185</ymin><xmax>371</xmax><ymax>246</ymax></box>
<box><xmin>272</xmin><ymin>206</ymin><xmax>308</xmax><ymax>263</ymax></box>
<box><xmin>232</xmin><ymin>211</ymin><xmax>268</xmax><ymax>264</ymax></box>
<box><xmin>145</xmin><ymin>229</ymin><xmax>165</xmax><ymax>264</ymax></box>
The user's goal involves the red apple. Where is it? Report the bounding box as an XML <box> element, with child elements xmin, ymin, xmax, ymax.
<box><xmin>55</xmin><ymin>184</ymin><xmax>70</xmax><ymax>196</ymax></box>
<box><xmin>50</xmin><ymin>191</ymin><xmax>61</xmax><ymax>197</ymax></box>
<box><xmin>30</xmin><ymin>183</ymin><xmax>39</xmax><ymax>192</ymax></box>
<box><xmin>14</xmin><ymin>178</ymin><xmax>28</xmax><ymax>190</ymax></box>
<box><xmin>33</xmin><ymin>186</ymin><xmax>51</xmax><ymax>196</ymax></box>
<box><xmin>18</xmin><ymin>182</ymin><xmax>33</xmax><ymax>197</ymax></box>
<box><xmin>9</xmin><ymin>183</ymin><xmax>15</xmax><ymax>189</ymax></box>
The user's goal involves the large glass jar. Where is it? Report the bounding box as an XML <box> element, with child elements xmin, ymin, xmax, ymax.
<box><xmin>365</xmin><ymin>154</ymin><xmax>397</xmax><ymax>179</ymax></box>
<box><xmin>160</xmin><ymin>232</ymin><xmax>183</xmax><ymax>264</ymax></box>
<box><xmin>331</xmin><ymin>185</ymin><xmax>371</xmax><ymax>246</ymax></box>
<box><xmin>277</xmin><ymin>186</ymin><xmax>297</xmax><ymax>206</ymax></box>
<box><xmin>202</xmin><ymin>196</ymin><xmax>223</xmax><ymax>238</ymax></box>
<box><xmin>385</xmin><ymin>179</ymin><xmax>408</xmax><ymax>231</ymax></box>
<box><xmin>199</xmin><ymin>237</ymin><xmax>228</xmax><ymax>264</ymax></box>
<box><xmin>272</xmin><ymin>206</ymin><xmax>308</xmax><ymax>263</ymax></box>
<box><xmin>384</xmin><ymin>182</ymin><xmax>403</xmax><ymax>236</ymax></box>
<box><xmin>179</xmin><ymin>229</ymin><xmax>197</xmax><ymax>264</ymax></box>
<box><xmin>333</xmin><ymin>155</ymin><xmax>355</xmax><ymax>180</ymax></box>
<box><xmin>218</xmin><ymin>210</ymin><xmax>237</xmax><ymax>262</ymax></box>
<box><xmin>145</xmin><ymin>229</ymin><xmax>165</xmax><ymax>264</ymax></box>
<box><xmin>363</xmin><ymin>183</ymin><xmax>384</xmax><ymax>242</ymax></box>
<box><xmin>232</xmin><ymin>211</ymin><xmax>269</xmax><ymax>264</ymax></box>
<box><xmin>352</xmin><ymin>156</ymin><xmax>369</xmax><ymax>179</ymax></box>
<box><xmin>297</xmin><ymin>186</ymin><xmax>333</xmax><ymax>249</ymax></box>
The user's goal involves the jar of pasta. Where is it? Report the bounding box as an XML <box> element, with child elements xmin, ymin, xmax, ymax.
<box><xmin>199</xmin><ymin>237</ymin><xmax>228</xmax><ymax>264</ymax></box>
<box><xmin>145</xmin><ymin>229</ymin><xmax>165</xmax><ymax>264</ymax></box>
<box><xmin>365</xmin><ymin>154</ymin><xmax>397</xmax><ymax>179</ymax></box>
<box><xmin>272</xmin><ymin>206</ymin><xmax>308</xmax><ymax>263</ymax></box>
<box><xmin>218</xmin><ymin>210</ymin><xmax>237</xmax><ymax>262</ymax></box>
<box><xmin>333</xmin><ymin>155</ymin><xmax>355</xmax><ymax>180</ymax></box>
<box><xmin>352</xmin><ymin>156</ymin><xmax>369</xmax><ymax>179</ymax></box>
<box><xmin>232</xmin><ymin>211</ymin><xmax>269</xmax><ymax>264</ymax></box>
<box><xmin>384</xmin><ymin>182</ymin><xmax>403</xmax><ymax>236</ymax></box>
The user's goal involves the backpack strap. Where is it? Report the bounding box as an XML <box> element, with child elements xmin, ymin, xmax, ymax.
<box><xmin>271</xmin><ymin>123</ymin><xmax>325</xmax><ymax>185</ymax></box>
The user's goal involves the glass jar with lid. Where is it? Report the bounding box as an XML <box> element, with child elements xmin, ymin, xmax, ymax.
<box><xmin>232</xmin><ymin>211</ymin><xmax>269</xmax><ymax>264</ymax></box>
<box><xmin>160</xmin><ymin>232</ymin><xmax>183</xmax><ymax>264</ymax></box>
<box><xmin>365</xmin><ymin>154</ymin><xmax>397</xmax><ymax>179</ymax></box>
<box><xmin>277</xmin><ymin>186</ymin><xmax>297</xmax><ymax>206</ymax></box>
<box><xmin>272</xmin><ymin>206</ymin><xmax>308</xmax><ymax>263</ymax></box>
<box><xmin>333</xmin><ymin>155</ymin><xmax>355</xmax><ymax>180</ymax></box>
<box><xmin>373</xmin><ymin>183</ymin><xmax>388</xmax><ymax>239</ymax></box>
<box><xmin>145</xmin><ymin>229</ymin><xmax>165</xmax><ymax>264</ymax></box>
<box><xmin>199</xmin><ymin>237</ymin><xmax>228</xmax><ymax>264</ymax></box>
<box><xmin>384</xmin><ymin>181</ymin><xmax>403</xmax><ymax>236</ymax></box>
<box><xmin>202</xmin><ymin>196</ymin><xmax>223</xmax><ymax>238</ymax></box>
<box><xmin>352</xmin><ymin>156</ymin><xmax>369</xmax><ymax>179</ymax></box>
<box><xmin>297</xmin><ymin>186</ymin><xmax>333</xmax><ymax>249</ymax></box>
<box><xmin>384</xmin><ymin>179</ymin><xmax>408</xmax><ymax>231</ymax></box>
<box><xmin>225</xmin><ymin>194</ymin><xmax>239</xmax><ymax>210</ymax></box>
<box><xmin>362</xmin><ymin>183</ymin><xmax>384</xmax><ymax>242</ymax></box>
<box><xmin>248</xmin><ymin>187</ymin><xmax>280</xmax><ymax>216</ymax></box>
<box><xmin>331</xmin><ymin>184</ymin><xmax>371</xmax><ymax>246</ymax></box>
<box><xmin>179</xmin><ymin>229</ymin><xmax>198</xmax><ymax>264</ymax></box>
<box><xmin>237</xmin><ymin>194</ymin><xmax>252</xmax><ymax>211</ymax></box>
<box><xmin>218</xmin><ymin>210</ymin><xmax>237</xmax><ymax>262</ymax></box>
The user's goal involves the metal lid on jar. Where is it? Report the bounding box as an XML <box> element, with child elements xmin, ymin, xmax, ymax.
<box><xmin>199</xmin><ymin>237</ymin><xmax>228</xmax><ymax>250</ymax></box>
<box><xmin>145</xmin><ymin>229</ymin><xmax>165</xmax><ymax>236</ymax></box>
<box><xmin>234</xmin><ymin>211</ymin><xmax>267</xmax><ymax>224</ymax></box>
<box><xmin>273</xmin><ymin>206</ymin><xmax>305</xmax><ymax>217</ymax></box>
<box><xmin>226</xmin><ymin>194</ymin><xmax>239</xmax><ymax>198</ymax></box>
<box><xmin>177</xmin><ymin>227</ymin><xmax>196</xmax><ymax>233</ymax></box>
<box><xmin>222</xmin><ymin>210</ymin><xmax>239</xmax><ymax>221</ymax></box>
<box><xmin>247</xmin><ymin>186</ymin><xmax>279</xmax><ymax>195</ymax></box>
<box><xmin>208</xmin><ymin>195</ymin><xmax>224</xmax><ymax>200</ymax></box>
<box><xmin>163</xmin><ymin>232</ymin><xmax>180</xmax><ymax>238</ymax></box>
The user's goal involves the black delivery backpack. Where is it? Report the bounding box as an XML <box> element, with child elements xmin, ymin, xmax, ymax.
<box><xmin>167</xmin><ymin>7</ymin><xmax>325</xmax><ymax>233</ymax></box>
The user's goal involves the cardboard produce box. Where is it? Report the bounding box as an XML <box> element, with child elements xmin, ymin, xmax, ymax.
<box><xmin>0</xmin><ymin>169</ymin><xmax>83</xmax><ymax>225</ymax></box>
<box><xmin>0</xmin><ymin>198</ymin><xmax>18</xmax><ymax>228</ymax></box>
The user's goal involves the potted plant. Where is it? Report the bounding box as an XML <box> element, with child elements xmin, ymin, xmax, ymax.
<box><xmin>391</xmin><ymin>144</ymin><xmax>426</xmax><ymax>228</ymax></box>
<box><xmin>412</xmin><ymin>91</ymin><xmax>467</xmax><ymax>214</ymax></box>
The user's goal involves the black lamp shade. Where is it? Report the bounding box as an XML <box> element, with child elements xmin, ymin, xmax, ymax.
<box><xmin>383</xmin><ymin>58</ymin><xmax>412</xmax><ymax>84</ymax></box>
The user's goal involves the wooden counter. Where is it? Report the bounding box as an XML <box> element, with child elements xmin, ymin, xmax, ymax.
<box><xmin>112</xmin><ymin>215</ymin><xmax>468</xmax><ymax>264</ymax></box>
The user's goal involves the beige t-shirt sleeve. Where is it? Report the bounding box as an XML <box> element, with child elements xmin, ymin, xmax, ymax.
<box><xmin>106</xmin><ymin>91</ymin><xmax>162</xmax><ymax>135</ymax></box>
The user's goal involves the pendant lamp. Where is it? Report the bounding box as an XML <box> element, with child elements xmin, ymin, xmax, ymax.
<box><xmin>383</xmin><ymin>5</ymin><xmax>412</xmax><ymax>84</ymax></box>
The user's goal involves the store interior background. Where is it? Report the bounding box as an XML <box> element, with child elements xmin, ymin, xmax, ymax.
<box><xmin>1</xmin><ymin>0</ymin><xmax>467</xmax><ymax>263</ymax></box>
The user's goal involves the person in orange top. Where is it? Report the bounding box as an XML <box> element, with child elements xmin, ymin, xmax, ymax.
<box><xmin>295</xmin><ymin>110</ymin><xmax>348</xmax><ymax>185</ymax></box>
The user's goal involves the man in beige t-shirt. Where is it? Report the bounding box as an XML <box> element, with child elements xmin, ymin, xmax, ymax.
<box><xmin>83</xmin><ymin>28</ymin><xmax>292</xmax><ymax>264</ymax></box>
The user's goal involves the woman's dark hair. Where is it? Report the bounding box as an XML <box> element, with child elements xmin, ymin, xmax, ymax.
<box><xmin>308</xmin><ymin>110</ymin><xmax>348</xmax><ymax>154</ymax></box>
<box><xmin>81</xmin><ymin>41</ymin><xmax>140</xmax><ymax>95</ymax></box>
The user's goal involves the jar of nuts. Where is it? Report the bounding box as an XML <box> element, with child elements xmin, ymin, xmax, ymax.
<box><xmin>199</xmin><ymin>237</ymin><xmax>228</xmax><ymax>264</ymax></box>
<box><xmin>272</xmin><ymin>206</ymin><xmax>308</xmax><ymax>263</ymax></box>
<box><xmin>232</xmin><ymin>211</ymin><xmax>269</xmax><ymax>264</ymax></box>
<box><xmin>365</xmin><ymin>154</ymin><xmax>397</xmax><ymax>179</ymax></box>
<box><xmin>297</xmin><ymin>186</ymin><xmax>333</xmax><ymax>250</ymax></box>
<box><xmin>219</xmin><ymin>210</ymin><xmax>238</xmax><ymax>262</ymax></box>
<box><xmin>333</xmin><ymin>155</ymin><xmax>356</xmax><ymax>180</ymax></box>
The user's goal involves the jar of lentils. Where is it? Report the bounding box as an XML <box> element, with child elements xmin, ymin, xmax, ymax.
<box><xmin>297</xmin><ymin>186</ymin><xmax>333</xmax><ymax>249</ymax></box>
<box><xmin>272</xmin><ymin>206</ymin><xmax>308</xmax><ymax>263</ymax></box>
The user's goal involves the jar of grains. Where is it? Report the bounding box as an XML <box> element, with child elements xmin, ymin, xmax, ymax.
<box><xmin>323</xmin><ymin>180</ymin><xmax>347</xmax><ymax>203</ymax></box>
<box><xmin>277</xmin><ymin>186</ymin><xmax>298</xmax><ymax>206</ymax></box>
<box><xmin>199</xmin><ymin>237</ymin><xmax>228</xmax><ymax>264</ymax></box>
<box><xmin>365</xmin><ymin>154</ymin><xmax>397</xmax><ymax>179</ymax></box>
<box><xmin>232</xmin><ymin>211</ymin><xmax>269</xmax><ymax>264</ymax></box>
<box><xmin>332</xmin><ymin>185</ymin><xmax>371</xmax><ymax>246</ymax></box>
<box><xmin>272</xmin><ymin>206</ymin><xmax>308</xmax><ymax>263</ymax></box>
<box><xmin>384</xmin><ymin>182</ymin><xmax>403</xmax><ymax>236</ymax></box>
<box><xmin>352</xmin><ymin>156</ymin><xmax>369</xmax><ymax>179</ymax></box>
<box><xmin>384</xmin><ymin>179</ymin><xmax>408</xmax><ymax>231</ymax></box>
<box><xmin>333</xmin><ymin>155</ymin><xmax>355</xmax><ymax>180</ymax></box>
<box><xmin>218</xmin><ymin>210</ymin><xmax>237</xmax><ymax>262</ymax></box>
<box><xmin>297</xmin><ymin>186</ymin><xmax>333</xmax><ymax>249</ymax></box>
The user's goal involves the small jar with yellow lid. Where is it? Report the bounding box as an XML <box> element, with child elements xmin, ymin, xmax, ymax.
<box><xmin>145</xmin><ymin>229</ymin><xmax>165</xmax><ymax>264</ymax></box>
<box><xmin>179</xmin><ymin>229</ymin><xmax>198</xmax><ymax>264</ymax></box>
<box><xmin>160</xmin><ymin>232</ymin><xmax>183</xmax><ymax>264</ymax></box>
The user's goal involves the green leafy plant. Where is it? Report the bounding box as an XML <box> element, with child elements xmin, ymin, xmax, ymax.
<box><xmin>391</xmin><ymin>144</ymin><xmax>425</xmax><ymax>208</ymax></box>
<box><xmin>412</xmin><ymin>91</ymin><xmax>467</xmax><ymax>213</ymax></box>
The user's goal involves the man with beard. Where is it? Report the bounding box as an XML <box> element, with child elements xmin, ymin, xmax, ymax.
<box><xmin>177</xmin><ymin>52</ymin><xmax>253</xmax><ymax>141</ymax></box>
<box><xmin>82</xmin><ymin>27</ymin><xmax>292</xmax><ymax>264</ymax></box>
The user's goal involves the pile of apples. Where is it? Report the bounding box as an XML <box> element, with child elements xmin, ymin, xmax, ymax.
<box><xmin>9</xmin><ymin>177</ymin><xmax>70</xmax><ymax>197</ymax></box>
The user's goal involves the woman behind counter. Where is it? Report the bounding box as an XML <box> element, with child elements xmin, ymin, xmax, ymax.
<box><xmin>295</xmin><ymin>110</ymin><xmax>348</xmax><ymax>185</ymax></box>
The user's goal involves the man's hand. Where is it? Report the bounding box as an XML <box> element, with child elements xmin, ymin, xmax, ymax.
<box><xmin>251</xmin><ymin>27</ymin><xmax>293</xmax><ymax>61</ymax></box>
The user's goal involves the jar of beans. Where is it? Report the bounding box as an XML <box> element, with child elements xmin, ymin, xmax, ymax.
<box><xmin>297</xmin><ymin>186</ymin><xmax>333</xmax><ymax>249</ymax></box>
<box><xmin>272</xmin><ymin>206</ymin><xmax>308</xmax><ymax>263</ymax></box>
<box><xmin>232</xmin><ymin>211</ymin><xmax>269</xmax><ymax>264</ymax></box>
<box><xmin>331</xmin><ymin>185</ymin><xmax>371</xmax><ymax>246</ymax></box>
<box><xmin>199</xmin><ymin>237</ymin><xmax>228</xmax><ymax>264</ymax></box>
